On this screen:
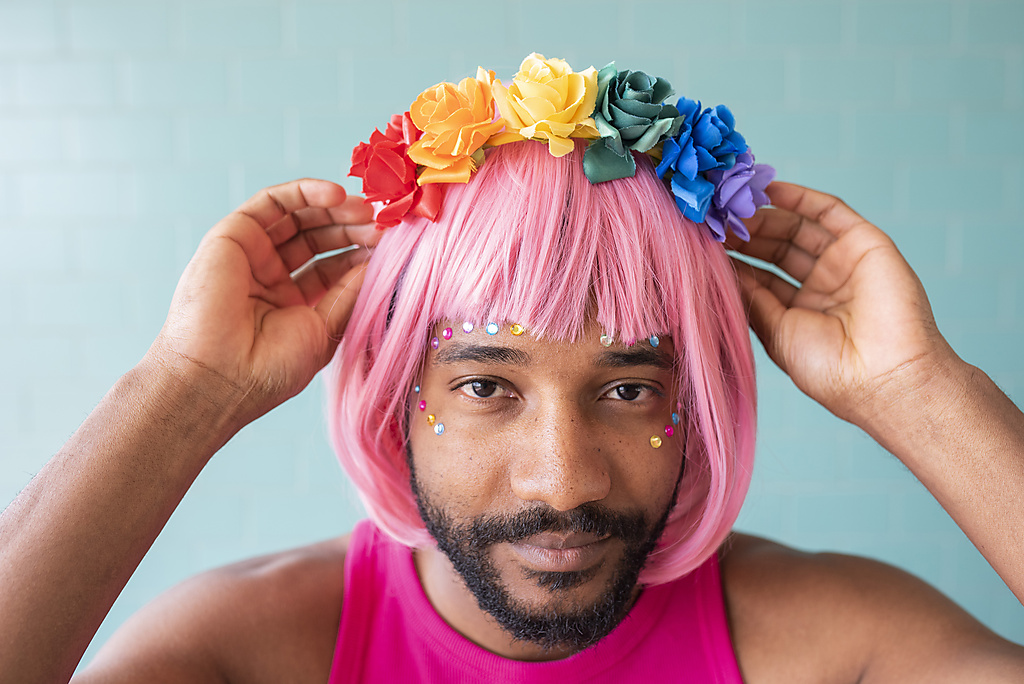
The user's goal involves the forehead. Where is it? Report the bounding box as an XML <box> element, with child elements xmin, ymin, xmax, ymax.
<box><xmin>424</xmin><ymin>319</ymin><xmax>675</xmax><ymax>371</ymax></box>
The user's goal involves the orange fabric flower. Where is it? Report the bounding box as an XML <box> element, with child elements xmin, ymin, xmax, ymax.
<box><xmin>407</xmin><ymin>68</ymin><xmax>504</xmax><ymax>185</ymax></box>
<box><xmin>491</xmin><ymin>53</ymin><xmax>599</xmax><ymax>157</ymax></box>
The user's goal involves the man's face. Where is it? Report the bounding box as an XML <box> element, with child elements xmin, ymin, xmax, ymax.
<box><xmin>407</xmin><ymin>317</ymin><xmax>685</xmax><ymax>656</ymax></box>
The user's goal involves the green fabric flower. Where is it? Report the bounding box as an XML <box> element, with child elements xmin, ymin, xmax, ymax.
<box><xmin>583</xmin><ymin>63</ymin><xmax>684</xmax><ymax>183</ymax></box>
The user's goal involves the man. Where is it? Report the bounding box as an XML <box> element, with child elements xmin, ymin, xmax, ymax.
<box><xmin>1</xmin><ymin>165</ymin><xmax>1023</xmax><ymax>681</ymax></box>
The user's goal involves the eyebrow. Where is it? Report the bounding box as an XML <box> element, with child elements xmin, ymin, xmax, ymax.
<box><xmin>595</xmin><ymin>347</ymin><xmax>674</xmax><ymax>370</ymax></box>
<box><xmin>432</xmin><ymin>343</ymin><xmax>532</xmax><ymax>367</ymax></box>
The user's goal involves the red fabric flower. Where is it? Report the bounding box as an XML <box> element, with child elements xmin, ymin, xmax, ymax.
<box><xmin>349</xmin><ymin>112</ymin><xmax>443</xmax><ymax>229</ymax></box>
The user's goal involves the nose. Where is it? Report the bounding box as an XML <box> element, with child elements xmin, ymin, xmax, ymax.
<box><xmin>508</xmin><ymin>402</ymin><xmax>611</xmax><ymax>512</ymax></box>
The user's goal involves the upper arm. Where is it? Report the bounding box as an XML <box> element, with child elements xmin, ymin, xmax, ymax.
<box><xmin>72</xmin><ymin>537</ymin><xmax>348</xmax><ymax>684</ymax></box>
<box><xmin>721</xmin><ymin>534</ymin><xmax>1024</xmax><ymax>684</ymax></box>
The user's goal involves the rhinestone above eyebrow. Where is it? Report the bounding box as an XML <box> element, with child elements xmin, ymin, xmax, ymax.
<box><xmin>486</xmin><ymin>322</ymin><xmax>499</xmax><ymax>335</ymax></box>
<box><xmin>431</xmin><ymin>337</ymin><xmax>440</xmax><ymax>349</ymax></box>
<box><xmin>600</xmin><ymin>334</ymin><xmax>613</xmax><ymax>347</ymax></box>
<box><xmin>442</xmin><ymin>327</ymin><xmax>453</xmax><ymax>340</ymax></box>
<box><xmin>463</xmin><ymin>322</ymin><xmax>474</xmax><ymax>333</ymax></box>
<box><xmin>510</xmin><ymin>323</ymin><xmax>525</xmax><ymax>336</ymax></box>
<box><xmin>649</xmin><ymin>335</ymin><xmax>660</xmax><ymax>348</ymax></box>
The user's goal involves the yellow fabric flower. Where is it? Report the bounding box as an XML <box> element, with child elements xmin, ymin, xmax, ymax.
<box><xmin>407</xmin><ymin>68</ymin><xmax>504</xmax><ymax>184</ymax></box>
<box><xmin>491</xmin><ymin>53</ymin><xmax>599</xmax><ymax>157</ymax></box>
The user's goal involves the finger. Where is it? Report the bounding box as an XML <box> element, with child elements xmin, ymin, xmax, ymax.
<box><xmin>765</xmin><ymin>182</ymin><xmax>872</xmax><ymax>238</ymax></box>
<box><xmin>265</xmin><ymin>195</ymin><xmax>375</xmax><ymax>248</ymax></box>
<box><xmin>734</xmin><ymin>235</ymin><xmax>819</xmax><ymax>284</ymax></box>
<box><xmin>234</xmin><ymin>178</ymin><xmax>348</xmax><ymax>232</ymax></box>
<box><xmin>316</xmin><ymin>262</ymin><xmax>370</xmax><ymax>346</ymax></box>
<box><xmin>733</xmin><ymin>258</ymin><xmax>800</xmax><ymax>308</ymax></box>
<box><xmin>278</xmin><ymin>221</ymin><xmax>377</xmax><ymax>274</ymax></box>
<box><xmin>733</xmin><ymin>263</ymin><xmax>790</xmax><ymax>372</ymax></box>
<box><xmin>730</xmin><ymin>206</ymin><xmax>836</xmax><ymax>258</ymax></box>
<box><xmin>292</xmin><ymin>247</ymin><xmax>371</xmax><ymax>307</ymax></box>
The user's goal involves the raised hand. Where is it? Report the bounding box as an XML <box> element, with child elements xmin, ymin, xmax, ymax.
<box><xmin>149</xmin><ymin>178</ymin><xmax>377</xmax><ymax>431</ymax></box>
<box><xmin>727</xmin><ymin>182</ymin><xmax>957</xmax><ymax>430</ymax></box>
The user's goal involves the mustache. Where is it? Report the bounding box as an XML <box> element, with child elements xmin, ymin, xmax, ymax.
<box><xmin>461</xmin><ymin>503</ymin><xmax>650</xmax><ymax>547</ymax></box>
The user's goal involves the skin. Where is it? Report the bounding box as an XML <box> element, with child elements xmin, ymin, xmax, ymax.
<box><xmin>409</xmin><ymin>321</ymin><xmax>683</xmax><ymax>660</ymax></box>
<box><xmin>0</xmin><ymin>179</ymin><xmax>1021</xmax><ymax>683</ymax></box>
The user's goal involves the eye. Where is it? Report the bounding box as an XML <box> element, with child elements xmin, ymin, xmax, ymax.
<box><xmin>603</xmin><ymin>383</ymin><xmax>659</xmax><ymax>402</ymax></box>
<box><xmin>456</xmin><ymin>379</ymin><xmax>509</xmax><ymax>399</ymax></box>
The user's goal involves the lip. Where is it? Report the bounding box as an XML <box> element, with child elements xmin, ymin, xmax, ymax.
<box><xmin>509</xmin><ymin>533</ymin><xmax>612</xmax><ymax>573</ymax></box>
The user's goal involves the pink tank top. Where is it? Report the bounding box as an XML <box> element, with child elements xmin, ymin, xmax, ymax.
<box><xmin>328</xmin><ymin>519</ymin><xmax>743</xmax><ymax>683</ymax></box>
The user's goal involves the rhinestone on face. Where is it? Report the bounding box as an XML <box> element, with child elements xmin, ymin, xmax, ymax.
<box><xmin>510</xmin><ymin>323</ymin><xmax>524</xmax><ymax>336</ymax></box>
<box><xmin>418</xmin><ymin>400</ymin><xmax>426</xmax><ymax>411</ymax></box>
<box><xmin>434</xmin><ymin>423</ymin><xmax>445</xmax><ymax>436</ymax></box>
<box><xmin>442</xmin><ymin>327</ymin><xmax>453</xmax><ymax>340</ymax></box>
<box><xmin>414</xmin><ymin>385</ymin><xmax>421</xmax><ymax>394</ymax></box>
<box><xmin>650</xmin><ymin>435</ymin><xmax>663</xmax><ymax>449</ymax></box>
<box><xmin>672</xmin><ymin>412</ymin><xmax>680</xmax><ymax>425</ymax></box>
<box><xmin>665</xmin><ymin>425</ymin><xmax>674</xmax><ymax>437</ymax></box>
<box><xmin>486</xmin><ymin>322</ymin><xmax>499</xmax><ymax>335</ymax></box>
<box><xmin>463</xmin><ymin>322</ymin><xmax>474</xmax><ymax>333</ymax></box>
<box><xmin>430</xmin><ymin>337</ymin><xmax>439</xmax><ymax>349</ymax></box>
<box><xmin>649</xmin><ymin>335</ymin><xmax>660</xmax><ymax>348</ymax></box>
<box><xmin>600</xmin><ymin>334</ymin><xmax>613</xmax><ymax>347</ymax></box>
<box><xmin>426</xmin><ymin>414</ymin><xmax>436</xmax><ymax>426</ymax></box>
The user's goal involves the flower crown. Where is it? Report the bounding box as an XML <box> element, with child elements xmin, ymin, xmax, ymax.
<box><xmin>349</xmin><ymin>53</ymin><xmax>775</xmax><ymax>242</ymax></box>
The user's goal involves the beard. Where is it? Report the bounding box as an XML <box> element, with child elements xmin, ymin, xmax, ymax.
<box><xmin>408</xmin><ymin>456</ymin><xmax>678</xmax><ymax>653</ymax></box>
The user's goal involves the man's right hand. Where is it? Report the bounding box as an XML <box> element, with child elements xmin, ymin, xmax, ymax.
<box><xmin>146</xmin><ymin>178</ymin><xmax>377</xmax><ymax>435</ymax></box>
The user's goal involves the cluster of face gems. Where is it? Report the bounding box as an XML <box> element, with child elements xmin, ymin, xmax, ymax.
<box><xmin>419</xmin><ymin>322</ymin><xmax>527</xmax><ymax>436</ymax></box>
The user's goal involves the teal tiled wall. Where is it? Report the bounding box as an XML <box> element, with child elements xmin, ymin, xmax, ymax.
<box><xmin>0</xmin><ymin>0</ymin><xmax>1021</xmax><ymax>666</ymax></box>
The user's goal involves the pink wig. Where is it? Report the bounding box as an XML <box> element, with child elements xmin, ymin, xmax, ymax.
<box><xmin>326</xmin><ymin>140</ymin><xmax>756</xmax><ymax>584</ymax></box>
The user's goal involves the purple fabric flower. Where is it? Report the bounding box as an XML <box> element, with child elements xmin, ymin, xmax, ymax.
<box><xmin>704</xmin><ymin>149</ymin><xmax>776</xmax><ymax>242</ymax></box>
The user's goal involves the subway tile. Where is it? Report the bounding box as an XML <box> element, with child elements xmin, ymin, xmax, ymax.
<box><xmin>15</xmin><ymin>171</ymin><xmax>129</xmax><ymax>218</ymax></box>
<box><xmin>0</xmin><ymin>335</ymin><xmax>80</xmax><ymax>380</ymax></box>
<box><xmin>133</xmin><ymin>168</ymin><xmax>231</xmax><ymax>217</ymax></box>
<box><xmin>294</xmin><ymin>1</ymin><xmax>395</xmax><ymax>50</ymax></box>
<box><xmin>906</xmin><ymin>161</ymin><xmax>1006</xmax><ymax>215</ymax></box>
<box><xmin>238</xmin><ymin>57</ymin><xmax>340</xmax><ymax>108</ymax></box>
<box><xmin>184</xmin><ymin>115</ymin><xmax>286</xmax><ymax>164</ymax></box>
<box><xmin>745</xmin><ymin>2</ymin><xmax>843</xmax><ymax>46</ymax></box>
<box><xmin>0</xmin><ymin>64</ymin><xmax>14</xmax><ymax>105</ymax></box>
<box><xmin>852</xmin><ymin>110</ymin><xmax>952</xmax><ymax>159</ymax></box>
<box><xmin>72</xmin><ymin>218</ymin><xmax>178</xmax><ymax>275</ymax></box>
<box><xmin>68</xmin><ymin>2</ymin><xmax>171</xmax><ymax>52</ymax></box>
<box><xmin>127</xmin><ymin>59</ymin><xmax>230</xmax><ymax>107</ymax></box>
<box><xmin>0</xmin><ymin>3</ymin><xmax>59</xmax><ymax>54</ymax></box>
<box><xmin>0</xmin><ymin>117</ymin><xmax>67</xmax><ymax>162</ymax></box>
<box><xmin>793</xmin><ymin>491</ymin><xmax>893</xmax><ymax>536</ymax></box>
<box><xmin>181</xmin><ymin>1</ymin><xmax>282</xmax><ymax>50</ymax></box>
<box><xmin>513</xmin><ymin>2</ymin><xmax>621</xmax><ymax>55</ymax></box>
<box><xmin>855</xmin><ymin>1</ymin><xmax>953</xmax><ymax>46</ymax></box>
<box><xmin>966</xmin><ymin>1</ymin><xmax>1024</xmax><ymax>46</ymax></box>
<box><xmin>0</xmin><ymin>226</ymin><xmax>69</xmax><ymax>274</ymax></box>
<box><xmin>740</xmin><ymin>109</ymin><xmax>844</xmax><ymax>160</ymax></box>
<box><xmin>682</xmin><ymin>56</ymin><xmax>788</xmax><ymax>109</ymax></box>
<box><xmin>14</xmin><ymin>61</ymin><xmax>118</xmax><ymax>108</ymax></box>
<box><xmin>798</xmin><ymin>56</ymin><xmax>897</xmax><ymax>104</ymax></box>
<box><xmin>906</xmin><ymin>55</ymin><xmax>1006</xmax><ymax>104</ymax></box>
<box><xmin>964</xmin><ymin>111</ymin><xmax>1024</xmax><ymax>158</ymax></box>
<box><xmin>74</xmin><ymin>115</ymin><xmax>175</xmax><ymax>163</ymax></box>
<box><xmin>786</xmin><ymin>162</ymin><xmax>896</xmax><ymax>217</ymax></box>
<box><xmin>24</xmin><ymin>278</ymin><xmax>134</xmax><ymax>330</ymax></box>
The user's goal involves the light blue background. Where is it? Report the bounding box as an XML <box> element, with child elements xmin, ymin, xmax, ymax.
<box><xmin>0</xmin><ymin>0</ymin><xmax>1021</xmax><ymax>667</ymax></box>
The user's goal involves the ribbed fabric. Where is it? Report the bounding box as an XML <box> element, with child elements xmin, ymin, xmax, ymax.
<box><xmin>328</xmin><ymin>519</ymin><xmax>744</xmax><ymax>683</ymax></box>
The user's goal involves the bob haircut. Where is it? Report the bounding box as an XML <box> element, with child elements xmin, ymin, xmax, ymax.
<box><xmin>326</xmin><ymin>139</ymin><xmax>756</xmax><ymax>585</ymax></box>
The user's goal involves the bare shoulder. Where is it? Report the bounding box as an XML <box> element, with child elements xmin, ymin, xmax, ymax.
<box><xmin>719</xmin><ymin>533</ymin><xmax>1024</xmax><ymax>684</ymax></box>
<box><xmin>75</xmin><ymin>534</ymin><xmax>352</xmax><ymax>684</ymax></box>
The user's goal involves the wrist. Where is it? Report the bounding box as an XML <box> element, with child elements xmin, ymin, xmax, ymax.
<box><xmin>128</xmin><ymin>351</ymin><xmax>248</xmax><ymax>461</ymax></box>
<box><xmin>856</xmin><ymin>347</ymin><xmax>976</xmax><ymax>466</ymax></box>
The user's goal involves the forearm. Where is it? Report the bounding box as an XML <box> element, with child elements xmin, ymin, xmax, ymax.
<box><xmin>0</xmin><ymin>358</ymin><xmax>241</xmax><ymax>684</ymax></box>
<box><xmin>866</xmin><ymin>355</ymin><xmax>1024</xmax><ymax>603</ymax></box>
